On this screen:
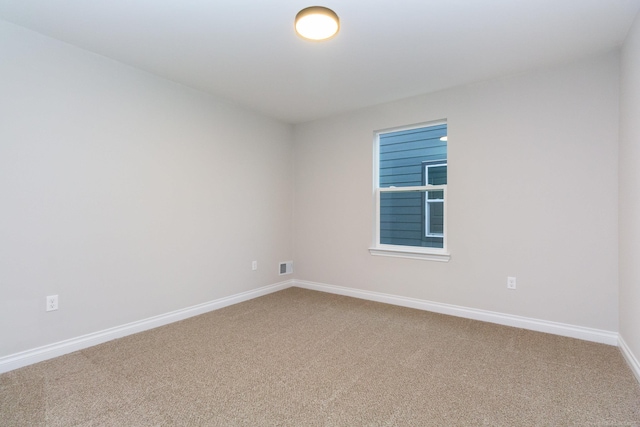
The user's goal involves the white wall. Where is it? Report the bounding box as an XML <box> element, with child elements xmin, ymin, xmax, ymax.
<box><xmin>0</xmin><ymin>20</ymin><xmax>294</xmax><ymax>357</ymax></box>
<box><xmin>1</xmin><ymin>14</ymin><xmax>630</xmax><ymax>367</ymax></box>
<box><xmin>294</xmin><ymin>53</ymin><xmax>620</xmax><ymax>332</ymax></box>
<box><xmin>620</xmin><ymin>12</ymin><xmax>640</xmax><ymax>370</ymax></box>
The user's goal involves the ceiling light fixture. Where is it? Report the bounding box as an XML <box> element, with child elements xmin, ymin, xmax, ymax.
<box><xmin>295</xmin><ymin>6</ymin><xmax>340</xmax><ymax>41</ymax></box>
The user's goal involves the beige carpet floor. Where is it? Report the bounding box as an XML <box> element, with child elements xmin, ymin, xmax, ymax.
<box><xmin>1</xmin><ymin>287</ymin><xmax>639</xmax><ymax>426</ymax></box>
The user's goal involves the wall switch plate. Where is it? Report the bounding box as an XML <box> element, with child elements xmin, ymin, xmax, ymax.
<box><xmin>252</xmin><ymin>261</ymin><xmax>257</xmax><ymax>271</ymax></box>
<box><xmin>507</xmin><ymin>277</ymin><xmax>517</xmax><ymax>290</ymax></box>
<box><xmin>46</xmin><ymin>295</ymin><xmax>58</xmax><ymax>311</ymax></box>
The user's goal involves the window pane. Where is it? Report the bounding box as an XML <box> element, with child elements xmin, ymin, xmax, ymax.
<box><xmin>428</xmin><ymin>201</ymin><xmax>444</xmax><ymax>235</ymax></box>
<box><xmin>379</xmin><ymin>124</ymin><xmax>447</xmax><ymax>187</ymax></box>
<box><xmin>380</xmin><ymin>191</ymin><xmax>443</xmax><ymax>248</ymax></box>
<box><xmin>427</xmin><ymin>190</ymin><xmax>444</xmax><ymax>200</ymax></box>
<box><xmin>380</xmin><ymin>192</ymin><xmax>423</xmax><ymax>246</ymax></box>
<box><xmin>427</xmin><ymin>165</ymin><xmax>447</xmax><ymax>185</ymax></box>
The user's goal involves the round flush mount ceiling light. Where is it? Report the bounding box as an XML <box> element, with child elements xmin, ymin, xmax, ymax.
<box><xmin>295</xmin><ymin>6</ymin><xmax>340</xmax><ymax>41</ymax></box>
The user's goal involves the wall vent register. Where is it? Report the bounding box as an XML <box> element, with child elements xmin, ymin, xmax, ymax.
<box><xmin>279</xmin><ymin>261</ymin><xmax>293</xmax><ymax>275</ymax></box>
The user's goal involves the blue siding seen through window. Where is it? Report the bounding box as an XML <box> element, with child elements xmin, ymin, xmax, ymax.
<box><xmin>379</xmin><ymin>124</ymin><xmax>447</xmax><ymax>248</ymax></box>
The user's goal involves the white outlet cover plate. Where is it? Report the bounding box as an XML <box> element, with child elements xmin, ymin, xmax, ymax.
<box><xmin>46</xmin><ymin>295</ymin><xmax>59</xmax><ymax>311</ymax></box>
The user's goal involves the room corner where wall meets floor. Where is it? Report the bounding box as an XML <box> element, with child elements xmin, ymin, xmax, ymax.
<box><xmin>4</xmin><ymin>280</ymin><xmax>640</xmax><ymax>387</ymax></box>
<box><xmin>1</xmin><ymin>287</ymin><xmax>639</xmax><ymax>426</ymax></box>
<box><xmin>0</xmin><ymin>281</ymin><xmax>294</xmax><ymax>374</ymax></box>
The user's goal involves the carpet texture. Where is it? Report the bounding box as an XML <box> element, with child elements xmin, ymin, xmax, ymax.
<box><xmin>1</xmin><ymin>287</ymin><xmax>639</xmax><ymax>426</ymax></box>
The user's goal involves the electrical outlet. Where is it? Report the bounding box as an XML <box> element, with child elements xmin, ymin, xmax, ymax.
<box><xmin>252</xmin><ymin>261</ymin><xmax>258</xmax><ymax>271</ymax></box>
<box><xmin>507</xmin><ymin>277</ymin><xmax>516</xmax><ymax>290</ymax></box>
<box><xmin>46</xmin><ymin>295</ymin><xmax>58</xmax><ymax>311</ymax></box>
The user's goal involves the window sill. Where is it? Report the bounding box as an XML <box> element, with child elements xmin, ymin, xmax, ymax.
<box><xmin>369</xmin><ymin>246</ymin><xmax>450</xmax><ymax>262</ymax></box>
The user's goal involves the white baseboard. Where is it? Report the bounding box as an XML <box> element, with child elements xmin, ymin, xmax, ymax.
<box><xmin>294</xmin><ymin>280</ymin><xmax>619</xmax><ymax>346</ymax></box>
<box><xmin>2</xmin><ymin>278</ymin><xmax>627</xmax><ymax>376</ymax></box>
<box><xmin>0</xmin><ymin>280</ymin><xmax>293</xmax><ymax>374</ymax></box>
<box><xmin>619</xmin><ymin>335</ymin><xmax>640</xmax><ymax>384</ymax></box>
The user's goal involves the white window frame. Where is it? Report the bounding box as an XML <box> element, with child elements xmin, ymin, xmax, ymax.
<box><xmin>369</xmin><ymin>121</ymin><xmax>450</xmax><ymax>262</ymax></box>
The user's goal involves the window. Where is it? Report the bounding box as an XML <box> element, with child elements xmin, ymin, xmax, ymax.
<box><xmin>370</xmin><ymin>121</ymin><xmax>449</xmax><ymax>261</ymax></box>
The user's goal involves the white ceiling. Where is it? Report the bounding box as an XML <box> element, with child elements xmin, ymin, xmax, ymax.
<box><xmin>1</xmin><ymin>0</ymin><xmax>639</xmax><ymax>124</ymax></box>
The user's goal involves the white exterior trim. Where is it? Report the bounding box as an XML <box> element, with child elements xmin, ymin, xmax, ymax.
<box><xmin>424</xmin><ymin>163</ymin><xmax>446</xmax><ymax>237</ymax></box>
<box><xmin>0</xmin><ymin>280</ymin><xmax>293</xmax><ymax>374</ymax></box>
